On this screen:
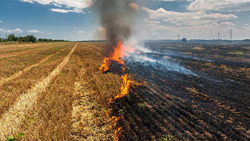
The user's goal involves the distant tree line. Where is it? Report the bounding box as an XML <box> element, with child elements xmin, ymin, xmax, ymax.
<box><xmin>0</xmin><ymin>34</ymin><xmax>68</xmax><ymax>43</ymax></box>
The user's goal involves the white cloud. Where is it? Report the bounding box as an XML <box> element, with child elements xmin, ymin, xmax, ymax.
<box><xmin>188</xmin><ymin>0</ymin><xmax>250</xmax><ymax>12</ymax></box>
<box><xmin>19</xmin><ymin>0</ymin><xmax>92</xmax><ymax>13</ymax></box>
<box><xmin>0</xmin><ymin>28</ymin><xmax>23</xmax><ymax>33</ymax></box>
<box><xmin>149</xmin><ymin>22</ymin><xmax>234</xmax><ymax>32</ymax></box>
<box><xmin>141</xmin><ymin>7</ymin><xmax>243</xmax><ymax>39</ymax></box>
<box><xmin>50</xmin><ymin>9</ymin><xmax>69</xmax><ymax>13</ymax></box>
<box><xmin>50</xmin><ymin>8</ymin><xmax>85</xmax><ymax>13</ymax></box>
<box><xmin>220</xmin><ymin>21</ymin><xmax>235</xmax><ymax>27</ymax></box>
<box><xmin>142</xmin><ymin>7</ymin><xmax>237</xmax><ymax>29</ymax></box>
<box><xmin>27</xmin><ymin>29</ymin><xmax>45</xmax><ymax>34</ymax></box>
<box><xmin>144</xmin><ymin>19</ymin><xmax>161</xmax><ymax>24</ymax></box>
<box><xmin>77</xmin><ymin>31</ymin><xmax>84</xmax><ymax>34</ymax></box>
<box><xmin>27</xmin><ymin>30</ymin><xmax>39</xmax><ymax>33</ymax></box>
<box><xmin>12</xmin><ymin>28</ymin><xmax>23</xmax><ymax>33</ymax></box>
<box><xmin>144</xmin><ymin>19</ymin><xmax>162</xmax><ymax>29</ymax></box>
<box><xmin>19</xmin><ymin>0</ymin><xmax>92</xmax><ymax>9</ymax></box>
<box><xmin>0</xmin><ymin>20</ymin><xmax>2</xmax><ymax>23</ymax></box>
<box><xmin>142</xmin><ymin>7</ymin><xmax>237</xmax><ymax>23</ymax></box>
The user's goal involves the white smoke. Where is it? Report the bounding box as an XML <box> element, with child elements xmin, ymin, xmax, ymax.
<box><xmin>123</xmin><ymin>40</ymin><xmax>196</xmax><ymax>75</ymax></box>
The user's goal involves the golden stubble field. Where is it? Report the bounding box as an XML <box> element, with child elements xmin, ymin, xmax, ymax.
<box><xmin>0</xmin><ymin>42</ymin><xmax>121</xmax><ymax>140</ymax></box>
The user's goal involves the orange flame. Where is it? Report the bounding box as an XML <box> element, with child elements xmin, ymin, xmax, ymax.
<box><xmin>114</xmin><ymin>74</ymin><xmax>137</xmax><ymax>99</ymax></box>
<box><xmin>112</xmin><ymin>116</ymin><xmax>120</xmax><ymax>127</ymax></box>
<box><xmin>110</xmin><ymin>74</ymin><xmax>140</xmax><ymax>141</ymax></box>
<box><xmin>100</xmin><ymin>39</ymin><xmax>138</xmax><ymax>141</ymax></box>
<box><xmin>99</xmin><ymin>40</ymin><xmax>135</xmax><ymax>73</ymax></box>
<box><xmin>112</xmin><ymin>40</ymin><xmax>126</xmax><ymax>64</ymax></box>
<box><xmin>114</xmin><ymin>127</ymin><xmax>122</xmax><ymax>141</ymax></box>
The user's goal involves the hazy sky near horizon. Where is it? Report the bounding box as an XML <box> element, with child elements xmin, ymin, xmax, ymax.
<box><xmin>0</xmin><ymin>0</ymin><xmax>250</xmax><ymax>40</ymax></box>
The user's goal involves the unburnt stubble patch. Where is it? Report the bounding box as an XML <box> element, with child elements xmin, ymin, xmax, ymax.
<box><xmin>0</xmin><ymin>44</ymin><xmax>76</xmax><ymax>140</ymax></box>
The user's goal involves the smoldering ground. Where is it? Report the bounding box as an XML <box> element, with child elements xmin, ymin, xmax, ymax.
<box><xmin>92</xmin><ymin>0</ymin><xmax>138</xmax><ymax>46</ymax></box>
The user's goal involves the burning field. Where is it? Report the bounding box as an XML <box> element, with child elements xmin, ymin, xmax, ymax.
<box><xmin>96</xmin><ymin>39</ymin><xmax>250</xmax><ymax>140</ymax></box>
<box><xmin>91</xmin><ymin>0</ymin><xmax>250</xmax><ymax>139</ymax></box>
<box><xmin>0</xmin><ymin>41</ymin><xmax>249</xmax><ymax>140</ymax></box>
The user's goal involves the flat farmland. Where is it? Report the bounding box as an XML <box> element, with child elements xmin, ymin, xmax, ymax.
<box><xmin>0</xmin><ymin>42</ymin><xmax>249</xmax><ymax>141</ymax></box>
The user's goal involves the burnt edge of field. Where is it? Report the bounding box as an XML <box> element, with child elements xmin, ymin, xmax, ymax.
<box><xmin>107</xmin><ymin>70</ymin><xmax>250</xmax><ymax>141</ymax></box>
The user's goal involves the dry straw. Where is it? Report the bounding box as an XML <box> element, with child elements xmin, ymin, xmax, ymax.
<box><xmin>0</xmin><ymin>44</ymin><xmax>77</xmax><ymax>140</ymax></box>
<box><xmin>0</xmin><ymin>48</ymin><xmax>67</xmax><ymax>87</ymax></box>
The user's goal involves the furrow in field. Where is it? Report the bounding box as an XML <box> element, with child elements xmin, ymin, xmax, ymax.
<box><xmin>119</xmin><ymin>67</ymin><xmax>249</xmax><ymax>140</ymax></box>
<box><xmin>70</xmin><ymin>81</ymin><xmax>100</xmax><ymax>140</ymax></box>
<box><xmin>0</xmin><ymin>44</ymin><xmax>77</xmax><ymax>140</ymax></box>
<box><xmin>0</xmin><ymin>48</ymin><xmax>67</xmax><ymax>87</ymax></box>
<box><xmin>69</xmin><ymin>45</ymin><xmax>112</xmax><ymax>140</ymax></box>
<box><xmin>0</xmin><ymin>46</ymin><xmax>73</xmax><ymax>115</ymax></box>
<box><xmin>70</xmin><ymin>81</ymin><xmax>110</xmax><ymax>140</ymax></box>
<box><xmin>0</xmin><ymin>44</ymin><xmax>71</xmax><ymax>79</ymax></box>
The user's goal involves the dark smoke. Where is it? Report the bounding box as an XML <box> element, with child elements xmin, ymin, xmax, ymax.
<box><xmin>92</xmin><ymin>0</ymin><xmax>137</xmax><ymax>46</ymax></box>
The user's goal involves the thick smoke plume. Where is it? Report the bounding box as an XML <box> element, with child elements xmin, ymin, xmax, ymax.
<box><xmin>93</xmin><ymin>0</ymin><xmax>137</xmax><ymax>46</ymax></box>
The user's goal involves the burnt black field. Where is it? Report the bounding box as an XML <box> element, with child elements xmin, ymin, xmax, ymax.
<box><xmin>112</xmin><ymin>42</ymin><xmax>250</xmax><ymax>140</ymax></box>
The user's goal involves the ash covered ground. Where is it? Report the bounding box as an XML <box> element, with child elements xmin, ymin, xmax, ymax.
<box><xmin>112</xmin><ymin>41</ymin><xmax>250</xmax><ymax>140</ymax></box>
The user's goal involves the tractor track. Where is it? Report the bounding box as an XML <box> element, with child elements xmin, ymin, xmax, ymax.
<box><xmin>0</xmin><ymin>48</ymin><xmax>67</xmax><ymax>87</ymax></box>
<box><xmin>0</xmin><ymin>44</ymin><xmax>77</xmax><ymax>140</ymax></box>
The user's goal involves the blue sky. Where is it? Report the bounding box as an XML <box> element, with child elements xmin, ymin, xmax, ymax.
<box><xmin>0</xmin><ymin>0</ymin><xmax>250</xmax><ymax>40</ymax></box>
